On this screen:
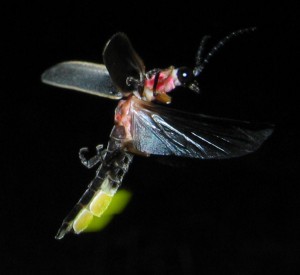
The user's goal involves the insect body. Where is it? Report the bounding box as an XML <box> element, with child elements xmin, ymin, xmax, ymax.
<box><xmin>42</xmin><ymin>28</ymin><xmax>273</xmax><ymax>239</ymax></box>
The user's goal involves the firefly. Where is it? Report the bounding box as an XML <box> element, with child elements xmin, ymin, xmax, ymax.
<box><xmin>42</xmin><ymin>28</ymin><xmax>273</xmax><ymax>239</ymax></box>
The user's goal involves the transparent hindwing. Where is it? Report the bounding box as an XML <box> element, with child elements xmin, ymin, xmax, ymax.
<box><xmin>130</xmin><ymin>97</ymin><xmax>273</xmax><ymax>159</ymax></box>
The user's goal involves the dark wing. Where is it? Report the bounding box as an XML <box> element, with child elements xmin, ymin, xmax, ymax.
<box><xmin>41</xmin><ymin>61</ymin><xmax>122</xmax><ymax>99</ymax></box>
<box><xmin>103</xmin><ymin>32</ymin><xmax>145</xmax><ymax>94</ymax></box>
<box><xmin>130</xmin><ymin>97</ymin><xmax>273</xmax><ymax>159</ymax></box>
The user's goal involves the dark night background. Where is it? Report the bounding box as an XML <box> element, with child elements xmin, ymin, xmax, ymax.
<box><xmin>1</xmin><ymin>2</ymin><xmax>298</xmax><ymax>274</ymax></box>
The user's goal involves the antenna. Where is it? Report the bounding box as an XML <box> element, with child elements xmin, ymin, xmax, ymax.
<box><xmin>193</xmin><ymin>27</ymin><xmax>257</xmax><ymax>77</ymax></box>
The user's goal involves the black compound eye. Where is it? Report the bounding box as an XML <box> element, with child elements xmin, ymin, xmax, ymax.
<box><xmin>177</xmin><ymin>67</ymin><xmax>194</xmax><ymax>85</ymax></box>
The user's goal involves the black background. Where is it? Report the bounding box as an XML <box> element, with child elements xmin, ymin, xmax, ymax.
<box><xmin>2</xmin><ymin>2</ymin><xmax>298</xmax><ymax>274</ymax></box>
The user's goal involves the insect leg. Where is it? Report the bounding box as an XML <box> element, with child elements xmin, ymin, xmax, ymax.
<box><xmin>126</xmin><ymin>76</ymin><xmax>144</xmax><ymax>91</ymax></box>
<box><xmin>79</xmin><ymin>145</ymin><xmax>106</xmax><ymax>168</ymax></box>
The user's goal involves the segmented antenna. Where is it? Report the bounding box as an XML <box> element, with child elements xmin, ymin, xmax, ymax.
<box><xmin>193</xmin><ymin>27</ymin><xmax>256</xmax><ymax>77</ymax></box>
<box><xmin>194</xmin><ymin>35</ymin><xmax>211</xmax><ymax>71</ymax></box>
